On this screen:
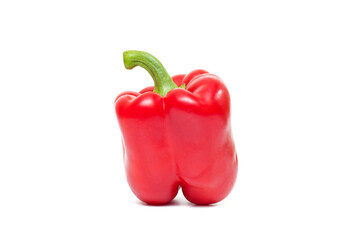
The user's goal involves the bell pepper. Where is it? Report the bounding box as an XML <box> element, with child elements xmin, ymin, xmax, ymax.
<box><xmin>115</xmin><ymin>50</ymin><xmax>238</xmax><ymax>205</ymax></box>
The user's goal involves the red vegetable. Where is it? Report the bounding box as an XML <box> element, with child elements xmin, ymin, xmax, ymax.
<box><xmin>115</xmin><ymin>50</ymin><xmax>238</xmax><ymax>205</ymax></box>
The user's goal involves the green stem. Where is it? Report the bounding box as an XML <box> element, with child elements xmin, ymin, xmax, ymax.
<box><xmin>123</xmin><ymin>50</ymin><xmax>178</xmax><ymax>97</ymax></box>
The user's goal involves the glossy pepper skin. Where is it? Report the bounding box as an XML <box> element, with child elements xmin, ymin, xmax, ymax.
<box><xmin>115</xmin><ymin>51</ymin><xmax>237</xmax><ymax>205</ymax></box>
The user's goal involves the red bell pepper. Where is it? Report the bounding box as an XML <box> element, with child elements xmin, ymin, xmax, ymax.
<box><xmin>115</xmin><ymin>50</ymin><xmax>238</xmax><ymax>205</ymax></box>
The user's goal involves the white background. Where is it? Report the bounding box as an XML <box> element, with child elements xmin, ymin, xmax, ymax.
<box><xmin>0</xmin><ymin>0</ymin><xmax>360</xmax><ymax>239</ymax></box>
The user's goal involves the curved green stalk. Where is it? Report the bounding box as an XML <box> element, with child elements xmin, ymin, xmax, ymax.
<box><xmin>123</xmin><ymin>50</ymin><xmax>178</xmax><ymax>97</ymax></box>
